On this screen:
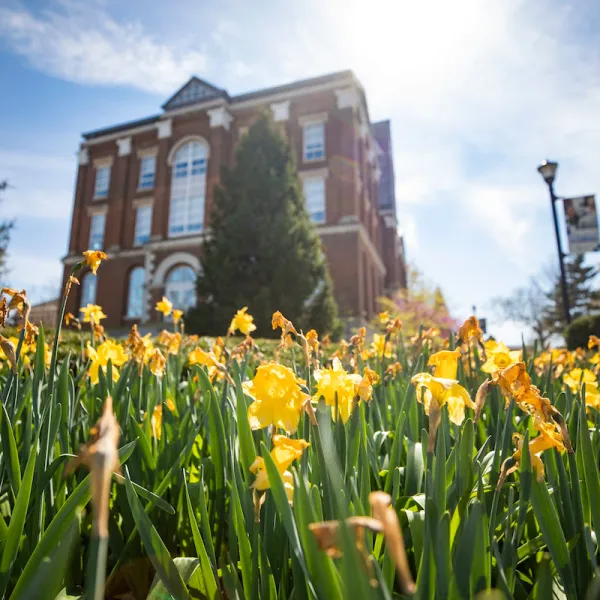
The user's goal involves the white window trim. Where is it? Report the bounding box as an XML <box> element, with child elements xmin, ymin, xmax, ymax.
<box><xmin>298</xmin><ymin>112</ymin><xmax>329</xmax><ymax>126</ymax></box>
<box><xmin>168</xmin><ymin>140</ymin><xmax>209</xmax><ymax>237</ymax></box>
<box><xmin>132</xmin><ymin>197</ymin><xmax>154</xmax><ymax>208</ymax></box>
<box><xmin>87</xmin><ymin>204</ymin><xmax>108</xmax><ymax>216</ymax></box>
<box><xmin>137</xmin><ymin>146</ymin><xmax>158</xmax><ymax>158</ymax></box>
<box><xmin>93</xmin><ymin>156</ymin><xmax>114</xmax><ymax>168</ymax></box>
<box><xmin>298</xmin><ymin>168</ymin><xmax>329</xmax><ymax>182</ymax></box>
<box><xmin>167</xmin><ymin>136</ymin><xmax>211</xmax><ymax>165</ymax></box>
<box><xmin>152</xmin><ymin>252</ymin><xmax>201</xmax><ymax>288</ymax></box>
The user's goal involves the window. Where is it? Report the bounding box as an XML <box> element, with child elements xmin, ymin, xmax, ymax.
<box><xmin>303</xmin><ymin>122</ymin><xmax>325</xmax><ymax>161</ymax></box>
<box><xmin>126</xmin><ymin>267</ymin><xmax>145</xmax><ymax>318</ymax></box>
<box><xmin>134</xmin><ymin>205</ymin><xmax>152</xmax><ymax>246</ymax></box>
<box><xmin>169</xmin><ymin>141</ymin><xmax>208</xmax><ymax>237</ymax></box>
<box><xmin>165</xmin><ymin>265</ymin><xmax>197</xmax><ymax>311</ymax></box>
<box><xmin>89</xmin><ymin>213</ymin><xmax>106</xmax><ymax>250</ymax></box>
<box><xmin>303</xmin><ymin>177</ymin><xmax>326</xmax><ymax>224</ymax></box>
<box><xmin>138</xmin><ymin>155</ymin><xmax>156</xmax><ymax>190</ymax></box>
<box><xmin>80</xmin><ymin>272</ymin><xmax>97</xmax><ymax>307</ymax></box>
<box><xmin>94</xmin><ymin>166</ymin><xmax>111</xmax><ymax>198</ymax></box>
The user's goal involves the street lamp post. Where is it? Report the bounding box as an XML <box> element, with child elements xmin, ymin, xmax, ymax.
<box><xmin>538</xmin><ymin>160</ymin><xmax>571</xmax><ymax>325</ymax></box>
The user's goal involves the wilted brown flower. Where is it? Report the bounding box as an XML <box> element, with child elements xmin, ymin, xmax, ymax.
<box><xmin>0</xmin><ymin>334</ymin><xmax>17</xmax><ymax>373</ymax></box>
<box><xmin>66</xmin><ymin>396</ymin><xmax>120</xmax><ymax>537</ymax></box>
<box><xmin>17</xmin><ymin>320</ymin><xmax>39</xmax><ymax>346</ymax></box>
<box><xmin>0</xmin><ymin>297</ymin><xmax>7</xmax><ymax>328</ymax></box>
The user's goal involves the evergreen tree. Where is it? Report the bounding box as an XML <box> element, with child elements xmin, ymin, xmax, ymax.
<box><xmin>186</xmin><ymin>115</ymin><xmax>339</xmax><ymax>337</ymax></box>
<box><xmin>0</xmin><ymin>180</ymin><xmax>14</xmax><ymax>285</ymax></box>
<box><xmin>542</xmin><ymin>254</ymin><xmax>600</xmax><ymax>334</ymax></box>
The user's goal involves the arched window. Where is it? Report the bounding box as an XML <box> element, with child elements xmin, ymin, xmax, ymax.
<box><xmin>80</xmin><ymin>272</ymin><xmax>97</xmax><ymax>308</ymax></box>
<box><xmin>169</xmin><ymin>141</ymin><xmax>208</xmax><ymax>237</ymax></box>
<box><xmin>126</xmin><ymin>267</ymin><xmax>145</xmax><ymax>318</ymax></box>
<box><xmin>165</xmin><ymin>265</ymin><xmax>197</xmax><ymax>311</ymax></box>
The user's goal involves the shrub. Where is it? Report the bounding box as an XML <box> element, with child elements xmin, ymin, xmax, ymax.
<box><xmin>564</xmin><ymin>313</ymin><xmax>600</xmax><ymax>349</ymax></box>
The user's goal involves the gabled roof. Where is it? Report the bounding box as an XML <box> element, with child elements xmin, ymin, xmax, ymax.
<box><xmin>162</xmin><ymin>76</ymin><xmax>228</xmax><ymax>111</ymax></box>
<box><xmin>82</xmin><ymin>70</ymin><xmax>361</xmax><ymax>141</ymax></box>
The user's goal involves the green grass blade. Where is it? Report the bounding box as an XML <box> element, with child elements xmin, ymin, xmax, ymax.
<box><xmin>123</xmin><ymin>467</ymin><xmax>191</xmax><ymax>600</ymax></box>
<box><xmin>0</xmin><ymin>432</ymin><xmax>38</xmax><ymax>596</ymax></box>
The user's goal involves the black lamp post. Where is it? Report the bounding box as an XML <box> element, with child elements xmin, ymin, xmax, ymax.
<box><xmin>537</xmin><ymin>160</ymin><xmax>571</xmax><ymax>324</ymax></box>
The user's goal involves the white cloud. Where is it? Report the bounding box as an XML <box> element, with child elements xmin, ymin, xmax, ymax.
<box><xmin>0</xmin><ymin>150</ymin><xmax>74</xmax><ymax>220</ymax></box>
<box><xmin>0</xmin><ymin>2</ymin><xmax>208</xmax><ymax>94</ymax></box>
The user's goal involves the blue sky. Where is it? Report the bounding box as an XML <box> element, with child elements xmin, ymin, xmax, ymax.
<box><xmin>1</xmin><ymin>0</ymin><xmax>600</xmax><ymax>344</ymax></box>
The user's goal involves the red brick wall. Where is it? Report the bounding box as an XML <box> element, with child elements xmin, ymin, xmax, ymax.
<box><xmin>64</xmin><ymin>83</ymin><xmax>398</xmax><ymax>328</ymax></box>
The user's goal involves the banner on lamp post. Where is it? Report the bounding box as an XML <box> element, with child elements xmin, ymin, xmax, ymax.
<box><xmin>563</xmin><ymin>195</ymin><xmax>599</xmax><ymax>254</ymax></box>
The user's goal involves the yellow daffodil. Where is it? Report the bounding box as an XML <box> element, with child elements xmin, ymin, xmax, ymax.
<box><xmin>149</xmin><ymin>348</ymin><xmax>166</xmax><ymax>377</ymax></box>
<box><xmin>229</xmin><ymin>307</ymin><xmax>257</xmax><ymax>336</ymax></box>
<box><xmin>411</xmin><ymin>372</ymin><xmax>474</xmax><ymax>426</ymax></box>
<box><xmin>428</xmin><ymin>349</ymin><xmax>461</xmax><ymax>379</ymax></box>
<box><xmin>158</xmin><ymin>330</ymin><xmax>181</xmax><ymax>355</ymax></box>
<box><xmin>589</xmin><ymin>335</ymin><xmax>600</xmax><ymax>350</ymax></box>
<box><xmin>305</xmin><ymin>329</ymin><xmax>319</xmax><ymax>354</ymax></box>
<box><xmin>189</xmin><ymin>347</ymin><xmax>219</xmax><ymax>367</ymax></box>
<box><xmin>166</xmin><ymin>398</ymin><xmax>176</xmax><ymax>412</ymax></box>
<box><xmin>356</xmin><ymin>367</ymin><xmax>379</xmax><ymax>402</ymax></box>
<box><xmin>150</xmin><ymin>405</ymin><xmax>163</xmax><ymax>440</ymax></box>
<box><xmin>583</xmin><ymin>382</ymin><xmax>600</xmax><ymax>409</ymax></box>
<box><xmin>82</xmin><ymin>250</ymin><xmax>107</xmax><ymax>275</ymax></box>
<box><xmin>563</xmin><ymin>368</ymin><xmax>597</xmax><ymax>393</ymax></box>
<box><xmin>87</xmin><ymin>340</ymin><xmax>128</xmax><ymax>385</ymax></box>
<box><xmin>313</xmin><ymin>358</ymin><xmax>362</xmax><ymax>424</ymax></box>
<box><xmin>250</xmin><ymin>435</ymin><xmax>310</xmax><ymax>503</ymax></box>
<box><xmin>155</xmin><ymin>296</ymin><xmax>172</xmax><ymax>317</ymax></box>
<box><xmin>243</xmin><ymin>363</ymin><xmax>310</xmax><ymax>433</ymax></box>
<box><xmin>481</xmin><ymin>341</ymin><xmax>521</xmax><ymax>374</ymax></box>
<box><xmin>80</xmin><ymin>304</ymin><xmax>107</xmax><ymax>324</ymax></box>
<box><xmin>371</xmin><ymin>333</ymin><xmax>393</xmax><ymax>359</ymax></box>
<box><xmin>172</xmin><ymin>309</ymin><xmax>184</xmax><ymax>325</ymax></box>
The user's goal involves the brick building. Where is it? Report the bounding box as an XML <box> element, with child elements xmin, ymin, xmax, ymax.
<box><xmin>61</xmin><ymin>70</ymin><xmax>406</xmax><ymax>329</ymax></box>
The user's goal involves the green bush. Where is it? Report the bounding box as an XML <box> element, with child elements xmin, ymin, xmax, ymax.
<box><xmin>564</xmin><ymin>313</ymin><xmax>600</xmax><ymax>349</ymax></box>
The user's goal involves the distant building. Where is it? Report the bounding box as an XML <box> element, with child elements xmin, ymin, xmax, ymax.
<box><xmin>62</xmin><ymin>70</ymin><xmax>407</xmax><ymax>328</ymax></box>
<box><xmin>372</xmin><ymin>120</ymin><xmax>407</xmax><ymax>291</ymax></box>
<box><xmin>29</xmin><ymin>299</ymin><xmax>58</xmax><ymax>328</ymax></box>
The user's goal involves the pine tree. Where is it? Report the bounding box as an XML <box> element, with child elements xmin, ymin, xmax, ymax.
<box><xmin>186</xmin><ymin>115</ymin><xmax>339</xmax><ymax>337</ymax></box>
<box><xmin>0</xmin><ymin>180</ymin><xmax>14</xmax><ymax>285</ymax></box>
<box><xmin>542</xmin><ymin>254</ymin><xmax>600</xmax><ymax>334</ymax></box>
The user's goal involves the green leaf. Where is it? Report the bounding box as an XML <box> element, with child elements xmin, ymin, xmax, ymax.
<box><xmin>11</xmin><ymin>440</ymin><xmax>137</xmax><ymax>600</ymax></box>
<box><xmin>146</xmin><ymin>557</ymin><xmax>205</xmax><ymax>600</ymax></box>
<box><xmin>0</xmin><ymin>432</ymin><xmax>38</xmax><ymax>596</ymax></box>
<box><xmin>405</xmin><ymin>440</ymin><xmax>424</xmax><ymax>496</ymax></box>
<box><xmin>1</xmin><ymin>400</ymin><xmax>21</xmax><ymax>495</ymax></box>
<box><xmin>12</xmin><ymin>518</ymin><xmax>79</xmax><ymax>600</ymax></box>
<box><xmin>184</xmin><ymin>475</ymin><xmax>219</xmax><ymax>599</ymax></box>
<box><xmin>530</xmin><ymin>478</ymin><xmax>576</xmax><ymax>597</ymax></box>
<box><xmin>260</xmin><ymin>442</ymin><xmax>317</xmax><ymax>598</ymax></box>
<box><xmin>578</xmin><ymin>404</ymin><xmax>600</xmax><ymax>545</ymax></box>
<box><xmin>124</xmin><ymin>467</ymin><xmax>191</xmax><ymax>600</ymax></box>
